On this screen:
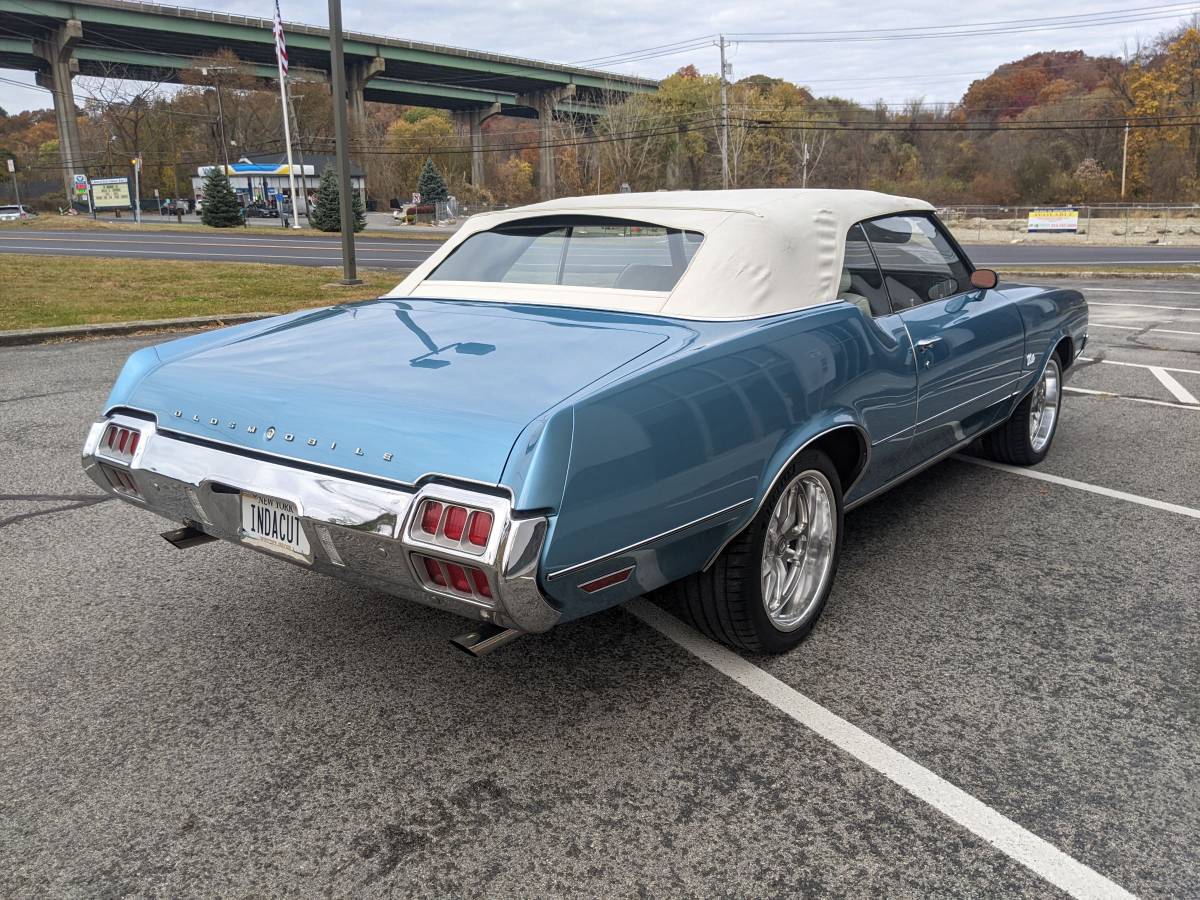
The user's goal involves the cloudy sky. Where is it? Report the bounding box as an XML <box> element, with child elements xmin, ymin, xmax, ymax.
<box><xmin>1</xmin><ymin>0</ymin><xmax>1194</xmax><ymax>114</ymax></box>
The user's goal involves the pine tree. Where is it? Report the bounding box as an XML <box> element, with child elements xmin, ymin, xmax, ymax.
<box><xmin>416</xmin><ymin>157</ymin><xmax>449</xmax><ymax>205</ymax></box>
<box><xmin>199</xmin><ymin>167</ymin><xmax>242</xmax><ymax>228</ymax></box>
<box><xmin>310</xmin><ymin>164</ymin><xmax>366</xmax><ymax>232</ymax></box>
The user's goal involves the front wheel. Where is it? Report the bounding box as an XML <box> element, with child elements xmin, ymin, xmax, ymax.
<box><xmin>655</xmin><ymin>449</ymin><xmax>844</xmax><ymax>654</ymax></box>
<box><xmin>983</xmin><ymin>356</ymin><xmax>1063</xmax><ymax>465</ymax></box>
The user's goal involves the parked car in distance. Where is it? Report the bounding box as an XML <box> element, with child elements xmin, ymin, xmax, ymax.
<box><xmin>243</xmin><ymin>203</ymin><xmax>279</xmax><ymax>219</ymax></box>
<box><xmin>83</xmin><ymin>190</ymin><xmax>1087</xmax><ymax>656</ymax></box>
<box><xmin>0</xmin><ymin>204</ymin><xmax>36</xmax><ymax>221</ymax></box>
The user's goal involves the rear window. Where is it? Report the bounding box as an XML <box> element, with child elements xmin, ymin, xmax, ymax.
<box><xmin>427</xmin><ymin>216</ymin><xmax>704</xmax><ymax>292</ymax></box>
<box><xmin>0</xmin><ymin>206</ymin><xmax>20</xmax><ymax>213</ymax></box>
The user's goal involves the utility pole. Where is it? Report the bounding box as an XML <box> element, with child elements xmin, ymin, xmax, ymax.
<box><xmin>1120</xmin><ymin>120</ymin><xmax>1130</xmax><ymax>199</ymax></box>
<box><xmin>718</xmin><ymin>34</ymin><xmax>730</xmax><ymax>190</ymax></box>
<box><xmin>132</xmin><ymin>153</ymin><xmax>142</xmax><ymax>225</ymax></box>
<box><xmin>203</xmin><ymin>67</ymin><xmax>232</xmax><ymax>173</ymax></box>
<box><xmin>327</xmin><ymin>0</ymin><xmax>360</xmax><ymax>284</ymax></box>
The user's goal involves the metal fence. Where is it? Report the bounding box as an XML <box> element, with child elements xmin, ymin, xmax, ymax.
<box><xmin>937</xmin><ymin>205</ymin><xmax>1200</xmax><ymax>242</ymax></box>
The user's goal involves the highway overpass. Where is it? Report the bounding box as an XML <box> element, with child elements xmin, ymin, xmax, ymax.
<box><xmin>0</xmin><ymin>0</ymin><xmax>656</xmax><ymax>195</ymax></box>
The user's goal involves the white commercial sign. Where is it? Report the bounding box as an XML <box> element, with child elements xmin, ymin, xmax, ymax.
<box><xmin>1027</xmin><ymin>208</ymin><xmax>1079</xmax><ymax>233</ymax></box>
<box><xmin>91</xmin><ymin>176</ymin><xmax>134</xmax><ymax>209</ymax></box>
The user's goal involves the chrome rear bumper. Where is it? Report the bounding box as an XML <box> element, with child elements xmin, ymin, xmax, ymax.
<box><xmin>82</xmin><ymin>413</ymin><xmax>559</xmax><ymax>633</ymax></box>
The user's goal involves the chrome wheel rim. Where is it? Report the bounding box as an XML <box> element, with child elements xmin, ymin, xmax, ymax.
<box><xmin>1029</xmin><ymin>359</ymin><xmax>1061</xmax><ymax>453</ymax></box>
<box><xmin>761</xmin><ymin>470</ymin><xmax>837</xmax><ymax>632</ymax></box>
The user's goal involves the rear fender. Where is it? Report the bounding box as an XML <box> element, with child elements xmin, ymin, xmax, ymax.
<box><xmin>700</xmin><ymin>414</ymin><xmax>869</xmax><ymax>571</ymax></box>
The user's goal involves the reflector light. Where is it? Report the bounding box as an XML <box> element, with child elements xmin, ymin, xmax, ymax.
<box><xmin>127</xmin><ymin>432</ymin><xmax>140</xmax><ymax>456</ymax></box>
<box><xmin>579</xmin><ymin>565</ymin><xmax>635</xmax><ymax>594</ymax></box>
<box><xmin>421</xmin><ymin>555</ymin><xmax>447</xmax><ymax>586</ymax></box>
<box><xmin>470</xmin><ymin>567</ymin><xmax>492</xmax><ymax>598</ymax></box>
<box><xmin>420</xmin><ymin>501</ymin><xmax>443</xmax><ymax>535</ymax></box>
<box><xmin>117</xmin><ymin>429</ymin><xmax>129</xmax><ymax>453</ymax></box>
<box><xmin>467</xmin><ymin>511</ymin><xmax>493</xmax><ymax>547</ymax></box>
<box><xmin>445</xmin><ymin>562</ymin><xmax>471</xmax><ymax>593</ymax></box>
<box><xmin>443</xmin><ymin>506</ymin><xmax>468</xmax><ymax>541</ymax></box>
<box><xmin>106</xmin><ymin>427</ymin><xmax>116</xmax><ymax>448</ymax></box>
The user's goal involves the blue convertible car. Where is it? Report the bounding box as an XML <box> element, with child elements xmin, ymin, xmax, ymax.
<box><xmin>84</xmin><ymin>190</ymin><xmax>1087</xmax><ymax>655</ymax></box>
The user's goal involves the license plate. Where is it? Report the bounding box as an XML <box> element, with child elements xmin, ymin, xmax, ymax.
<box><xmin>240</xmin><ymin>490</ymin><xmax>310</xmax><ymax>559</ymax></box>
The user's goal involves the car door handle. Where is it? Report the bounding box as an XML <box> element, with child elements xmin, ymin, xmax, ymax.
<box><xmin>914</xmin><ymin>337</ymin><xmax>942</xmax><ymax>351</ymax></box>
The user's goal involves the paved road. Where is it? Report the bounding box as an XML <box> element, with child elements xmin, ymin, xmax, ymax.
<box><xmin>3</xmin><ymin>228</ymin><xmax>1200</xmax><ymax>269</ymax></box>
<box><xmin>1</xmin><ymin>278</ymin><xmax>1198</xmax><ymax>896</ymax></box>
<box><xmin>0</xmin><ymin>229</ymin><xmax>439</xmax><ymax>269</ymax></box>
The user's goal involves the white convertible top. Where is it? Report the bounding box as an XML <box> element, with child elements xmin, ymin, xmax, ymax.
<box><xmin>388</xmin><ymin>189</ymin><xmax>933</xmax><ymax>320</ymax></box>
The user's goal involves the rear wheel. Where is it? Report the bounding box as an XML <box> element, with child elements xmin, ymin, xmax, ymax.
<box><xmin>983</xmin><ymin>356</ymin><xmax>1062</xmax><ymax>465</ymax></box>
<box><xmin>657</xmin><ymin>449</ymin><xmax>843</xmax><ymax>654</ymax></box>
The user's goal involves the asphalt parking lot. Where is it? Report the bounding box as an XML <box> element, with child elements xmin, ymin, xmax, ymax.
<box><xmin>1</xmin><ymin>277</ymin><xmax>1197</xmax><ymax>897</ymax></box>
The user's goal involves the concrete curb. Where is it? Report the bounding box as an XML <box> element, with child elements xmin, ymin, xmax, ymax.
<box><xmin>0</xmin><ymin>312</ymin><xmax>276</xmax><ymax>347</ymax></box>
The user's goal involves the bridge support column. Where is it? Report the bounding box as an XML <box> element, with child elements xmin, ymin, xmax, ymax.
<box><xmin>34</xmin><ymin>19</ymin><xmax>83</xmax><ymax>198</ymax></box>
<box><xmin>517</xmin><ymin>85</ymin><xmax>574</xmax><ymax>200</ymax></box>
<box><xmin>346</xmin><ymin>56</ymin><xmax>385</xmax><ymax>139</ymax></box>
<box><xmin>451</xmin><ymin>102</ymin><xmax>500</xmax><ymax>188</ymax></box>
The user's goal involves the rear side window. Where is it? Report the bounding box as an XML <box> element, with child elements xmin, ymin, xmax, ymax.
<box><xmin>862</xmin><ymin>214</ymin><xmax>971</xmax><ymax>310</ymax></box>
<box><xmin>839</xmin><ymin>224</ymin><xmax>891</xmax><ymax>318</ymax></box>
<box><xmin>427</xmin><ymin>216</ymin><xmax>703</xmax><ymax>292</ymax></box>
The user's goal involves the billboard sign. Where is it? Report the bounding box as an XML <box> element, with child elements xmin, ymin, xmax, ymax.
<box><xmin>91</xmin><ymin>177</ymin><xmax>133</xmax><ymax>209</ymax></box>
<box><xmin>1027</xmin><ymin>208</ymin><xmax>1079</xmax><ymax>233</ymax></box>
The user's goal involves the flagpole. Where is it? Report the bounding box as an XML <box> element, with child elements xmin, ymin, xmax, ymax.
<box><xmin>274</xmin><ymin>2</ymin><xmax>301</xmax><ymax>228</ymax></box>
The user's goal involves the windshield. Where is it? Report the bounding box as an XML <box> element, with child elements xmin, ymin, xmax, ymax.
<box><xmin>427</xmin><ymin>216</ymin><xmax>704</xmax><ymax>292</ymax></box>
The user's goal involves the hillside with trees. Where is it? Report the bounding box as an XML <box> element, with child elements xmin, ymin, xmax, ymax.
<box><xmin>2</xmin><ymin>21</ymin><xmax>1198</xmax><ymax>209</ymax></box>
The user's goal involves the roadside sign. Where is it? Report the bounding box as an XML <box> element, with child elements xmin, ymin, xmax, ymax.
<box><xmin>411</xmin><ymin>192</ymin><xmax>421</xmax><ymax>204</ymax></box>
<box><xmin>5</xmin><ymin>158</ymin><xmax>14</xmax><ymax>174</ymax></box>
<box><xmin>1027</xmin><ymin>208</ymin><xmax>1079</xmax><ymax>233</ymax></box>
<box><xmin>73</xmin><ymin>174</ymin><xmax>89</xmax><ymax>196</ymax></box>
<box><xmin>91</xmin><ymin>176</ymin><xmax>133</xmax><ymax>210</ymax></box>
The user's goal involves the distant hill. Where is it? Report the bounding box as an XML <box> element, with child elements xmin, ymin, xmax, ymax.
<box><xmin>960</xmin><ymin>50</ymin><xmax>1123</xmax><ymax>121</ymax></box>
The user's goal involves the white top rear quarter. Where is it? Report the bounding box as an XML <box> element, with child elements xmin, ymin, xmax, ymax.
<box><xmin>389</xmin><ymin>189</ymin><xmax>933</xmax><ymax>321</ymax></box>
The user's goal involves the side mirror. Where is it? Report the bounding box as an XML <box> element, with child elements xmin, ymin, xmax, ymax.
<box><xmin>970</xmin><ymin>269</ymin><xmax>998</xmax><ymax>290</ymax></box>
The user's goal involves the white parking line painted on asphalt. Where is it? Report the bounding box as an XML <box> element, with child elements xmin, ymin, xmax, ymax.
<box><xmin>1089</xmin><ymin>302</ymin><xmax>1200</xmax><ymax>313</ymax></box>
<box><xmin>1090</xmin><ymin>322</ymin><xmax>1200</xmax><ymax>337</ymax></box>
<box><xmin>954</xmin><ymin>455</ymin><xmax>1200</xmax><ymax>520</ymax></box>
<box><xmin>1149</xmin><ymin>367</ymin><xmax>1200</xmax><ymax>404</ymax></box>
<box><xmin>1079</xmin><ymin>356</ymin><xmax>1200</xmax><ymax>376</ymax></box>
<box><xmin>1065</xmin><ymin>386</ymin><xmax>1200</xmax><ymax>410</ymax></box>
<box><xmin>627</xmin><ymin>598</ymin><xmax>1136</xmax><ymax>900</ymax></box>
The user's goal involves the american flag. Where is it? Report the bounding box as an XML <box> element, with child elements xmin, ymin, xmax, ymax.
<box><xmin>273</xmin><ymin>0</ymin><xmax>288</xmax><ymax>78</ymax></box>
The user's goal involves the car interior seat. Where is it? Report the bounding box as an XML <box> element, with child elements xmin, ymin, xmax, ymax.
<box><xmin>837</xmin><ymin>270</ymin><xmax>873</xmax><ymax>317</ymax></box>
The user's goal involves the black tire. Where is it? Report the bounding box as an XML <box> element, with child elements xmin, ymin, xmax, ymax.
<box><xmin>983</xmin><ymin>355</ymin><xmax>1063</xmax><ymax>466</ymax></box>
<box><xmin>655</xmin><ymin>449</ymin><xmax>844</xmax><ymax>654</ymax></box>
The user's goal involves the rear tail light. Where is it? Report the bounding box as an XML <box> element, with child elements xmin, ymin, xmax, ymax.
<box><xmin>470</xmin><ymin>568</ymin><xmax>493</xmax><ymax>599</ymax></box>
<box><xmin>467</xmin><ymin>511</ymin><xmax>493</xmax><ymax>547</ymax></box>
<box><xmin>100</xmin><ymin>423</ymin><xmax>142</xmax><ymax>462</ymax></box>
<box><xmin>445</xmin><ymin>562</ymin><xmax>471</xmax><ymax>593</ymax></box>
<box><xmin>422</xmin><ymin>555</ymin><xmax>447</xmax><ymax>587</ymax></box>
<box><xmin>443</xmin><ymin>506</ymin><xmax>468</xmax><ymax>541</ymax></box>
<box><xmin>98</xmin><ymin>462</ymin><xmax>141</xmax><ymax>498</ymax></box>
<box><xmin>413</xmin><ymin>553</ymin><xmax>494</xmax><ymax>603</ymax></box>
<box><xmin>414</xmin><ymin>499</ymin><xmax>495</xmax><ymax>552</ymax></box>
<box><xmin>420</xmin><ymin>501</ymin><xmax>443</xmax><ymax>535</ymax></box>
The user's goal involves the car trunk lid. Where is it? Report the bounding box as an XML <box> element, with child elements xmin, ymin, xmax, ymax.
<box><xmin>124</xmin><ymin>299</ymin><xmax>669</xmax><ymax>485</ymax></box>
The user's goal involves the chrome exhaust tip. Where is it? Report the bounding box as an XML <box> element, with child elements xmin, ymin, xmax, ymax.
<box><xmin>160</xmin><ymin>525</ymin><xmax>218</xmax><ymax>549</ymax></box>
<box><xmin>450</xmin><ymin>623</ymin><xmax>523</xmax><ymax>657</ymax></box>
